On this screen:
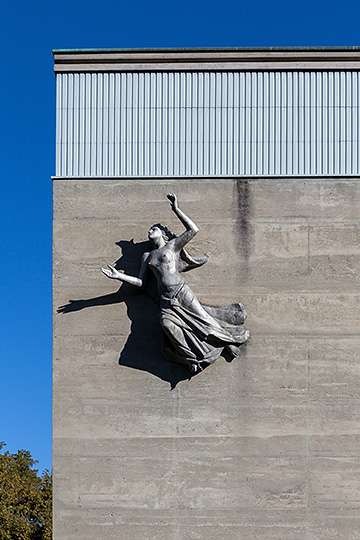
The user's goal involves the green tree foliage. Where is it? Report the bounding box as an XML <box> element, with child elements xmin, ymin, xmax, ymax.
<box><xmin>0</xmin><ymin>443</ymin><xmax>52</xmax><ymax>540</ymax></box>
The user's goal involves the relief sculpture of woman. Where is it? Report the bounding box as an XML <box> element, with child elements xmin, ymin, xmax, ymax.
<box><xmin>102</xmin><ymin>193</ymin><xmax>250</xmax><ymax>373</ymax></box>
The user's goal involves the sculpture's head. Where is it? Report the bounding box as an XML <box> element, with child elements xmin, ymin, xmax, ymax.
<box><xmin>148</xmin><ymin>223</ymin><xmax>176</xmax><ymax>246</ymax></box>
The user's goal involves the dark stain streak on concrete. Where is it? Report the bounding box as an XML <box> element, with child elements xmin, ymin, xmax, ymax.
<box><xmin>235</xmin><ymin>179</ymin><xmax>253</xmax><ymax>267</ymax></box>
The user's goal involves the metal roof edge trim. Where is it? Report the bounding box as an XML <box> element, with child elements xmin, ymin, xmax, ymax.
<box><xmin>52</xmin><ymin>46</ymin><xmax>360</xmax><ymax>53</ymax></box>
<box><xmin>53</xmin><ymin>47</ymin><xmax>360</xmax><ymax>73</ymax></box>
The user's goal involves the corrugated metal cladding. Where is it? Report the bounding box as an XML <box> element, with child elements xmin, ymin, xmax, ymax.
<box><xmin>56</xmin><ymin>71</ymin><xmax>360</xmax><ymax>177</ymax></box>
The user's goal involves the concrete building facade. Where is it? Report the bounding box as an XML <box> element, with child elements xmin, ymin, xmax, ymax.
<box><xmin>53</xmin><ymin>48</ymin><xmax>360</xmax><ymax>539</ymax></box>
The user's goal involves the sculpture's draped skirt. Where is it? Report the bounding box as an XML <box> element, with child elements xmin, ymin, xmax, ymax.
<box><xmin>159</xmin><ymin>279</ymin><xmax>249</xmax><ymax>368</ymax></box>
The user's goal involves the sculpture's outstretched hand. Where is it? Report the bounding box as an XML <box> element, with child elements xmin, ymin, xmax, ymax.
<box><xmin>167</xmin><ymin>193</ymin><xmax>178</xmax><ymax>211</ymax></box>
<box><xmin>101</xmin><ymin>265</ymin><xmax>124</xmax><ymax>280</ymax></box>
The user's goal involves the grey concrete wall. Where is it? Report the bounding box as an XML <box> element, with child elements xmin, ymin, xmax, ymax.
<box><xmin>53</xmin><ymin>177</ymin><xmax>360</xmax><ymax>539</ymax></box>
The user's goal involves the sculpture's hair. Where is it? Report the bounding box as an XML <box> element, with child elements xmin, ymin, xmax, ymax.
<box><xmin>150</xmin><ymin>223</ymin><xmax>177</xmax><ymax>243</ymax></box>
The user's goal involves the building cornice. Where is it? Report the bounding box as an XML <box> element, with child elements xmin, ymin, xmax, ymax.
<box><xmin>53</xmin><ymin>47</ymin><xmax>360</xmax><ymax>73</ymax></box>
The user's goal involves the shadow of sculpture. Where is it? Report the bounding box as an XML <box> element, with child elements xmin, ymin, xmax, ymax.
<box><xmin>57</xmin><ymin>239</ymin><xmax>197</xmax><ymax>389</ymax></box>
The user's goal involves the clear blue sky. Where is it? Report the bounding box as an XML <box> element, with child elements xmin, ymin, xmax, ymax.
<box><xmin>1</xmin><ymin>0</ymin><xmax>359</xmax><ymax>473</ymax></box>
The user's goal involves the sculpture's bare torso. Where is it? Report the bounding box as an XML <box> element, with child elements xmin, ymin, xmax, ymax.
<box><xmin>145</xmin><ymin>244</ymin><xmax>182</xmax><ymax>295</ymax></box>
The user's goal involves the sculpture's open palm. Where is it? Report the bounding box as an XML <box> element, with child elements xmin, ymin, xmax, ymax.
<box><xmin>101</xmin><ymin>265</ymin><xmax>123</xmax><ymax>279</ymax></box>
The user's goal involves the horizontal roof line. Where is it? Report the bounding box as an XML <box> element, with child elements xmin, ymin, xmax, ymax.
<box><xmin>52</xmin><ymin>175</ymin><xmax>360</xmax><ymax>180</ymax></box>
<box><xmin>52</xmin><ymin>46</ymin><xmax>360</xmax><ymax>53</ymax></box>
<box><xmin>53</xmin><ymin>48</ymin><xmax>360</xmax><ymax>74</ymax></box>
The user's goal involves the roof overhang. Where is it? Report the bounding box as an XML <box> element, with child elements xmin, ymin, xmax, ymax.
<box><xmin>53</xmin><ymin>47</ymin><xmax>360</xmax><ymax>73</ymax></box>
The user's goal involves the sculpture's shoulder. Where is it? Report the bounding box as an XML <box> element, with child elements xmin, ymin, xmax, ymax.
<box><xmin>141</xmin><ymin>251</ymin><xmax>151</xmax><ymax>263</ymax></box>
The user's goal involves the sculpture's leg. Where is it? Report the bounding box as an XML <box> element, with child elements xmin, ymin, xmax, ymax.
<box><xmin>161</xmin><ymin>317</ymin><xmax>197</xmax><ymax>360</ymax></box>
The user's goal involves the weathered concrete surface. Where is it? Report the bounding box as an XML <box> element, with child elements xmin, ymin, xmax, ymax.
<box><xmin>53</xmin><ymin>177</ymin><xmax>360</xmax><ymax>539</ymax></box>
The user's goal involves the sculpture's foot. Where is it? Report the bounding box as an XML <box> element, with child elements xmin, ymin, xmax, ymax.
<box><xmin>235</xmin><ymin>330</ymin><xmax>250</xmax><ymax>344</ymax></box>
<box><xmin>189</xmin><ymin>362</ymin><xmax>203</xmax><ymax>373</ymax></box>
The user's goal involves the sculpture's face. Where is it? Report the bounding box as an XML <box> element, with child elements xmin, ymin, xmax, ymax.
<box><xmin>148</xmin><ymin>226</ymin><xmax>163</xmax><ymax>244</ymax></box>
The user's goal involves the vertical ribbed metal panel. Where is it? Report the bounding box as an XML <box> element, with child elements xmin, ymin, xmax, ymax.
<box><xmin>55</xmin><ymin>71</ymin><xmax>360</xmax><ymax>177</ymax></box>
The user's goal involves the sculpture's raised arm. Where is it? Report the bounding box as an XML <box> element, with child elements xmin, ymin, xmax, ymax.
<box><xmin>167</xmin><ymin>193</ymin><xmax>199</xmax><ymax>250</ymax></box>
<box><xmin>167</xmin><ymin>193</ymin><xmax>199</xmax><ymax>233</ymax></box>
